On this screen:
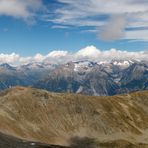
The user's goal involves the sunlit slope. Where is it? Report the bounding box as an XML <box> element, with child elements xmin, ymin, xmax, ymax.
<box><xmin>0</xmin><ymin>87</ymin><xmax>147</xmax><ymax>146</ymax></box>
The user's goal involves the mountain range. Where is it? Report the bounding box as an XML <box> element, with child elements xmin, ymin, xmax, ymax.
<box><xmin>0</xmin><ymin>60</ymin><xmax>147</xmax><ymax>96</ymax></box>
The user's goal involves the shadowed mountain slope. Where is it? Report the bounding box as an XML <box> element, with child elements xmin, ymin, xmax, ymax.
<box><xmin>0</xmin><ymin>60</ymin><xmax>147</xmax><ymax>96</ymax></box>
<box><xmin>0</xmin><ymin>132</ymin><xmax>69</xmax><ymax>148</ymax></box>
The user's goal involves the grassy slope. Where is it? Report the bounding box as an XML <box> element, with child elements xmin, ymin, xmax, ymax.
<box><xmin>0</xmin><ymin>87</ymin><xmax>148</xmax><ymax>147</ymax></box>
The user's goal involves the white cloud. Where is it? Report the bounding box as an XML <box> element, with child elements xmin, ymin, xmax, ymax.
<box><xmin>46</xmin><ymin>50</ymin><xmax>68</xmax><ymax>58</ymax></box>
<box><xmin>125</xmin><ymin>30</ymin><xmax>148</xmax><ymax>41</ymax></box>
<box><xmin>0</xmin><ymin>53</ymin><xmax>20</xmax><ymax>63</ymax></box>
<box><xmin>34</xmin><ymin>53</ymin><xmax>45</xmax><ymax>62</ymax></box>
<box><xmin>100</xmin><ymin>15</ymin><xmax>126</xmax><ymax>41</ymax></box>
<box><xmin>99</xmin><ymin>48</ymin><xmax>147</xmax><ymax>61</ymax></box>
<box><xmin>0</xmin><ymin>46</ymin><xmax>147</xmax><ymax>65</ymax></box>
<box><xmin>1</xmin><ymin>0</ymin><xmax>148</xmax><ymax>41</ymax></box>
<box><xmin>51</xmin><ymin>25</ymin><xmax>69</xmax><ymax>29</ymax></box>
<box><xmin>76</xmin><ymin>45</ymin><xmax>101</xmax><ymax>59</ymax></box>
<box><xmin>49</xmin><ymin>0</ymin><xmax>148</xmax><ymax>41</ymax></box>
<box><xmin>0</xmin><ymin>0</ymin><xmax>44</xmax><ymax>21</ymax></box>
<box><xmin>75</xmin><ymin>46</ymin><xmax>148</xmax><ymax>61</ymax></box>
<box><xmin>2</xmin><ymin>1</ymin><xmax>148</xmax><ymax>41</ymax></box>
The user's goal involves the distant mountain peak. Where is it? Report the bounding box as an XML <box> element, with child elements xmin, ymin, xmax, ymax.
<box><xmin>109</xmin><ymin>59</ymin><xmax>135</xmax><ymax>68</ymax></box>
<box><xmin>0</xmin><ymin>63</ymin><xmax>15</xmax><ymax>70</ymax></box>
<box><xmin>72</xmin><ymin>60</ymin><xmax>97</xmax><ymax>72</ymax></box>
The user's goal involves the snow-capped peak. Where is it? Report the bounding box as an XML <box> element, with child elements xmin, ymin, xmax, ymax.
<box><xmin>112</xmin><ymin>60</ymin><xmax>134</xmax><ymax>67</ymax></box>
<box><xmin>73</xmin><ymin>60</ymin><xmax>96</xmax><ymax>72</ymax></box>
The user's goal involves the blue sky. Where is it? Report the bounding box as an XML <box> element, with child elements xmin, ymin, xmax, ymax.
<box><xmin>0</xmin><ymin>0</ymin><xmax>148</xmax><ymax>57</ymax></box>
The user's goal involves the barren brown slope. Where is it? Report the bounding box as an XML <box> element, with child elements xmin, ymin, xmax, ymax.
<box><xmin>0</xmin><ymin>87</ymin><xmax>148</xmax><ymax>147</ymax></box>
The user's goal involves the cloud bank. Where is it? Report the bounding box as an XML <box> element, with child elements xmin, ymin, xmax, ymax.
<box><xmin>1</xmin><ymin>0</ymin><xmax>148</xmax><ymax>41</ymax></box>
<box><xmin>0</xmin><ymin>46</ymin><xmax>147</xmax><ymax>65</ymax></box>
<box><xmin>49</xmin><ymin>0</ymin><xmax>148</xmax><ymax>41</ymax></box>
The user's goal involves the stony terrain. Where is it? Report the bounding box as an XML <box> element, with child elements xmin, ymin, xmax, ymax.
<box><xmin>38</xmin><ymin>60</ymin><xmax>148</xmax><ymax>96</ymax></box>
<box><xmin>0</xmin><ymin>87</ymin><xmax>148</xmax><ymax>147</ymax></box>
<box><xmin>0</xmin><ymin>60</ymin><xmax>147</xmax><ymax>96</ymax></box>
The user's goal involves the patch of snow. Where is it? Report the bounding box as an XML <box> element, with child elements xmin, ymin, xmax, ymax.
<box><xmin>112</xmin><ymin>60</ymin><xmax>134</xmax><ymax>67</ymax></box>
<box><xmin>114</xmin><ymin>78</ymin><xmax>121</xmax><ymax>83</ymax></box>
<box><xmin>30</xmin><ymin>143</ymin><xmax>36</xmax><ymax>146</ymax></box>
<box><xmin>73</xmin><ymin>61</ymin><xmax>95</xmax><ymax>72</ymax></box>
<box><xmin>97</xmin><ymin>61</ymin><xmax>109</xmax><ymax>65</ymax></box>
<box><xmin>76</xmin><ymin>86</ymin><xmax>83</xmax><ymax>93</ymax></box>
